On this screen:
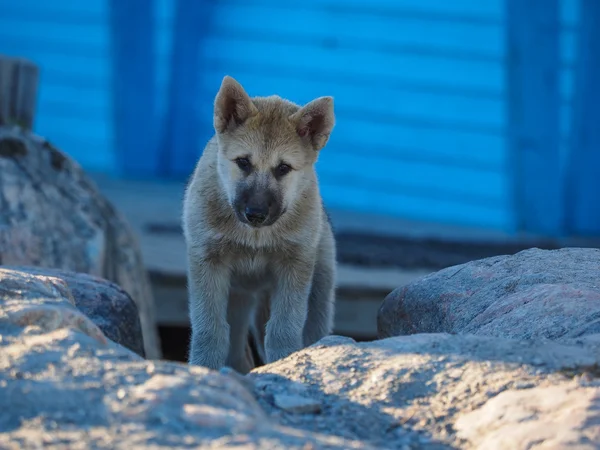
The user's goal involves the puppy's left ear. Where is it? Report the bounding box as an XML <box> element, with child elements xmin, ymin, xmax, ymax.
<box><xmin>289</xmin><ymin>96</ymin><xmax>335</xmax><ymax>151</ymax></box>
<box><xmin>214</xmin><ymin>76</ymin><xmax>258</xmax><ymax>133</ymax></box>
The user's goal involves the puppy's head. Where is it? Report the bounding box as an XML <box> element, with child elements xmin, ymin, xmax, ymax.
<box><xmin>213</xmin><ymin>76</ymin><xmax>335</xmax><ymax>228</ymax></box>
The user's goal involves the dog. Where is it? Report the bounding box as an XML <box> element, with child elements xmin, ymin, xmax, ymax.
<box><xmin>182</xmin><ymin>76</ymin><xmax>337</xmax><ymax>374</ymax></box>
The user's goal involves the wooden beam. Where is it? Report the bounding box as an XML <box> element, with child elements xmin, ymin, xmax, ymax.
<box><xmin>163</xmin><ymin>0</ymin><xmax>214</xmax><ymax>176</ymax></box>
<box><xmin>506</xmin><ymin>0</ymin><xmax>563</xmax><ymax>236</ymax></box>
<box><xmin>565</xmin><ymin>0</ymin><xmax>600</xmax><ymax>236</ymax></box>
<box><xmin>109</xmin><ymin>0</ymin><xmax>158</xmax><ymax>177</ymax></box>
<box><xmin>0</xmin><ymin>55</ymin><xmax>39</xmax><ymax>131</ymax></box>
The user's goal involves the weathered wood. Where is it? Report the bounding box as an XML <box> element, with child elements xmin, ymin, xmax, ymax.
<box><xmin>565</xmin><ymin>0</ymin><xmax>600</xmax><ymax>236</ymax></box>
<box><xmin>505</xmin><ymin>0</ymin><xmax>563</xmax><ymax>236</ymax></box>
<box><xmin>0</xmin><ymin>55</ymin><xmax>39</xmax><ymax>130</ymax></box>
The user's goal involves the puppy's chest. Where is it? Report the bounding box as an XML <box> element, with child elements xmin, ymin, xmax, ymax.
<box><xmin>230</xmin><ymin>253</ymin><xmax>275</xmax><ymax>290</ymax></box>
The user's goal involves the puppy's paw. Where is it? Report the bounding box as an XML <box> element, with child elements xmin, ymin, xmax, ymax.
<box><xmin>189</xmin><ymin>331</ymin><xmax>229</xmax><ymax>370</ymax></box>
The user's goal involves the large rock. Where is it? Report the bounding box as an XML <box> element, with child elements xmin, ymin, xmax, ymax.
<box><xmin>0</xmin><ymin>126</ymin><xmax>160</xmax><ymax>358</ymax></box>
<box><xmin>253</xmin><ymin>334</ymin><xmax>600</xmax><ymax>449</ymax></box>
<box><xmin>0</xmin><ymin>266</ymin><xmax>145</xmax><ymax>356</ymax></box>
<box><xmin>2</xmin><ymin>269</ymin><xmax>600</xmax><ymax>448</ymax></box>
<box><xmin>378</xmin><ymin>247</ymin><xmax>600</xmax><ymax>342</ymax></box>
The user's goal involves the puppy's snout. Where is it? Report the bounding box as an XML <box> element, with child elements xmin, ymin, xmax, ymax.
<box><xmin>244</xmin><ymin>206</ymin><xmax>268</xmax><ymax>225</ymax></box>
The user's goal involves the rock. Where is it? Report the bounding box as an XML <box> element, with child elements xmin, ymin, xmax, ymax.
<box><xmin>378</xmin><ymin>247</ymin><xmax>600</xmax><ymax>342</ymax></box>
<box><xmin>273</xmin><ymin>394</ymin><xmax>322</xmax><ymax>414</ymax></box>
<box><xmin>3</xmin><ymin>257</ymin><xmax>600</xmax><ymax>448</ymax></box>
<box><xmin>0</xmin><ymin>266</ymin><xmax>145</xmax><ymax>357</ymax></box>
<box><xmin>251</xmin><ymin>334</ymin><xmax>600</xmax><ymax>449</ymax></box>
<box><xmin>0</xmin><ymin>126</ymin><xmax>160</xmax><ymax>358</ymax></box>
<box><xmin>455</xmin><ymin>384</ymin><xmax>600</xmax><ymax>449</ymax></box>
<box><xmin>0</xmin><ymin>273</ymin><xmax>368</xmax><ymax>449</ymax></box>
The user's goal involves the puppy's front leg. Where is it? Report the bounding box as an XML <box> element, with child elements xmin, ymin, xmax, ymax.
<box><xmin>265</xmin><ymin>259</ymin><xmax>313</xmax><ymax>363</ymax></box>
<box><xmin>187</xmin><ymin>253</ymin><xmax>231</xmax><ymax>370</ymax></box>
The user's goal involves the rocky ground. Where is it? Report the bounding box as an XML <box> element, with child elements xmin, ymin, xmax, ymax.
<box><xmin>2</xmin><ymin>248</ymin><xmax>600</xmax><ymax>449</ymax></box>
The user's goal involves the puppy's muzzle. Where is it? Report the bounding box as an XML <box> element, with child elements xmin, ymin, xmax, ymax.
<box><xmin>244</xmin><ymin>206</ymin><xmax>268</xmax><ymax>226</ymax></box>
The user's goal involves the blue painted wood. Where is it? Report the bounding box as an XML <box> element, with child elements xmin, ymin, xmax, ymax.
<box><xmin>108</xmin><ymin>0</ymin><xmax>158</xmax><ymax>177</ymax></box>
<box><xmin>0</xmin><ymin>0</ymin><xmax>106</xmax><ymax>17</ymax></box>
<box><xmin>565</xmin><ymin>0</ymin><xmax>600</xmax><ymax>236</ymax></box>
<box><xmin>506</xmin><ymin>0</ymin><xmax>563</xmax><ymax>235</ymax></box>
<box><xmin>162</xmin><ymin>0</ymin><xmax>213</xmax><ymax>176</ymax></box>
<box><xmin>318</xmin><ymin>181</ymin><xmax>510</xmax><ymax>230</ymax></box>
<box><xmin>0</xmin><ymin>0</ymin><xmax>116</xmax><ymax>173</ymax></box>
<box><xmin>200</xmin><ymin>2</ymin><xmax>506</xmax><ymax>59</ymax></box>
<box><xmin>0</xmin><ymin>0</ymin><xmax>580</xmax><ymax>232</ymax></box>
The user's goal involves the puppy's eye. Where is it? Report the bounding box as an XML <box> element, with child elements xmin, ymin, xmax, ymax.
<box><xmin>275</xmin><ymin>163</ymin><xmax>292</xmax><ymax>177</ymax></box>
<box><xmin>234</xmin><ymin>157</ymin><xmax>251</xmax><ymax>171</ymax></box>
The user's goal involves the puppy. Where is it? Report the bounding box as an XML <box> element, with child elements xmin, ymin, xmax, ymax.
<box><xmin>182</xmin><ymin>76</ymin><xmax>336</xmax><ymax>373</ymax></box>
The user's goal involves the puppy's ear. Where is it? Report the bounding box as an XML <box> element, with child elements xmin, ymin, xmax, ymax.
<box><xmin>289</xmin><ymin>96</ymin><xmax>335</xmax><ymax>151</ymax></box>
<box><xmin>214</xmin><ymin>76</ymin><xmax>258</xmax><ymax>133</ymax></box>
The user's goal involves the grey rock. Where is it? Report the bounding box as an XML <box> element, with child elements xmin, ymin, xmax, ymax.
<box><xmin>3</xmin><ymin>255</ymin><xmax>600</xmax><ymax>449</ymax></box>
<box><xmin>455</xmin><ymin>384</ymin><xmax>600</xmax><ymax>449</ymax></box>
<box><xmin>252</xmin><ymin>333</ymin><xmax>600</xmax><ymax>449</ymax></box>
<box><xmin>378</xmin><ymin>247</ymin><xmax>600</xmax><ymax>342</ymax></box>
<box><xmin>273</xmin><ymin>393</ymin><xmax>322</xmax><ymax>414</ymax></box>
<box><xmin>0</xmin><ymin>126</ymin><xmax>160</xmax><ymax>358</ymax></box>
<box><xmin>0</xmin><ymin>266</ymin><xmax>145</xmax><ymax>357</ymax></box>
<box><xmin>0</xmin><ymin>268</ymin><xmax>368</xmax><ymax>449</ymax></box>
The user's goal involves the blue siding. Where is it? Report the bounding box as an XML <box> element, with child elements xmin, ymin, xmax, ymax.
<box><xmin>566</xmin><ymin>0</ymin><xmax>600</xmax><ymax>235</ymax></box>
<box><xmin>0</xmin><ymin>0</ymin><xmax>589</xmax><ymax>234</ymax></box>
<box><xmin>506</xmin><ymin>0</ymin><xmax>562</xmax><ymax>235</ymax></box>
<box><xmin>0</xmin><ymin>0</ymin><xmax>116</xmax><ymax>172</ymax></box>
<box><xmin>109</xmin><ymin>0</ymin><xmax>158</xmax><ymax>177</ymax></box>
<box><xmin>160</xmin><ymin>0</ymin><xmax>214</xmax><ymax>176</ymax></box>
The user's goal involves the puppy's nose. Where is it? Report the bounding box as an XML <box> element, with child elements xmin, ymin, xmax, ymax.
<box><xmin>244</xmin><ymin>206</ymin><xmax>268</xmax><ymax>225</ymax></box>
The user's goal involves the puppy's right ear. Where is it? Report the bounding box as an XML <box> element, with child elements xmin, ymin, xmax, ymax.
<box><xmin>213</xmin><ymin>76</ymin><xmax>258</xmax><ymax>133</ymax></box>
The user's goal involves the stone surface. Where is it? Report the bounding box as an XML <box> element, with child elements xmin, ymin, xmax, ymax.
<box><xmin>378</xmin><ymin>247</ymin><xmax>600</xmax><ymax>342</ymax></box>
<box><xmin>273</xmin><ymin>393</ymin><xmax>322</xmax><ymax>414</ymax></box>
<box><xmin>0</xmin><ymin>272</ymin><xmax>369</xmax><ymax>449</ymax></box>
<box><xmin>2</xmin><ymin>273</ymin><xmax>600</xmax><ymax>449</ymax></box>
<box><xmin>252</xmin><ymin>334</ymin><xmax>600</xmax><ymax>449</ymax></box>
<box><xmin>3</xmin><ymin>247</ymin><xmax>600</xmax><ymax>448</ymax></box>
<box><xmin>0</xmin><ymin>266</ymin><xmax>145</xmax><ymax>357</ymax></box>
<box><xmin>455</xmin><ymin>384</ymin><xmax>600</xmax><ymax>449</ymax></box>
<box><xmin>0</xmin><ymin>126</ymin><xmax>160</xmax><ymax>358</ymax></box>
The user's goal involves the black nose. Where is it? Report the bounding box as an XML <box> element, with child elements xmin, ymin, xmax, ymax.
<box><xmin>244</xmin><ymin>206</ymin><xmax>268</xmax><ymax>225</ymax></box>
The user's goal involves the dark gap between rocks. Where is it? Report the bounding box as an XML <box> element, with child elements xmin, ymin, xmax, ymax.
<box><xmin>158</xmin><ymin>325</ymin><xmax>375</xmax><ymax>363</ymax></box>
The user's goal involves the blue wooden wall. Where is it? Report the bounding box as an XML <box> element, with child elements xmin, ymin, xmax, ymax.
<box><xmin>0</xmin><ymin>0</ymin><xmax>595</xmax><ymax>236</ymax></box>
<box><xmin>0</xmin><ymin>0</ymin><xmax>116</xmax><ymax>172</ymax></box>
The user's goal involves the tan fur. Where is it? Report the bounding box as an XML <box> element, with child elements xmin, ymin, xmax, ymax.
<box><xmin>183</xmin><ymin>76</ymin><xmax>336</xmax><ymax>373</ymax></box>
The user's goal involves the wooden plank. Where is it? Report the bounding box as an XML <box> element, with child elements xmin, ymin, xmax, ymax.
<box><xmin>0</xmin><ymin>55</ymin><xmax>39</xmax><ymax>130</ymax></box>
<box><xmin>506</xmin><ymin>0</ymin><xmax>563</xmax><ymax>235</ymax></box>
<box><xmin>192</xmin><ymin>3</ymin><xmax>506</xmax><ymax>59</ymax></box>
<box><xmin>108</xmin><ymin>0</ymin><xmax>158</xmax><ymax>176</ymax></box>
<box><xmin>162</xmin><ymin>0</ymin><xmax>213</xmax><ymax>176</ymax></box>
<box><xmin>0</xmin><ymin>20</ymin><xmax>109</xmax><ymax>51</ymax></box>
<box><xmin>319</xmin><ymin>181</ymin><xmax>511</xmax><ymax>230</ymax></box>
<box><xmin>194</xmin><ymin>37</ymin><xmax>505</xmax><ymax>95</ymax></box>
<box><xmin>565</xmin><ymin>0</ymin><xmax>600</xmax><ymax>235</ymax></box>
<box><xmin>0</xmin><ymin>0</ymin><xmax>107</xmax><ymax>19</ymax></box>
<box><xmin>155</xmin><ymin>0</ymin><xmax>505</xmax><ymax>24</ymax></box>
